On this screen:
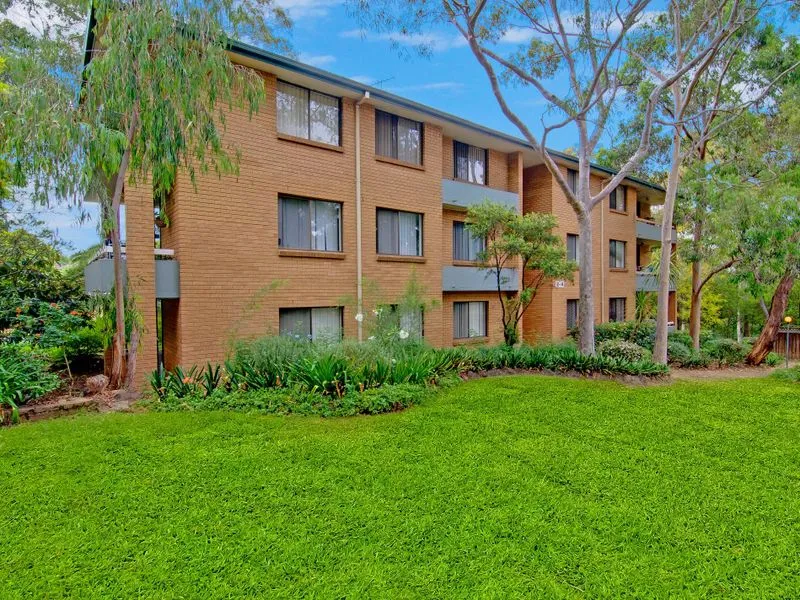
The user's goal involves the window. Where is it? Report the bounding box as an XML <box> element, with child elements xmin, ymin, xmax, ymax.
<box><xmin>609</xmin><ymin>239</ymin><xmax>626</xmax><ymax>269</ymax></box>
<box><xmin>387</xmin><ymin>304</ymin><xmax>424</xmax><ymax>339</ymax></box>
<box><xmin>610</xmin><ymin>185</ymin><xmax>627</xmax><ymax>212</ymax></box>
<box><xmin>453</xmin><ymin>301</ymin><xmax>487</xmax><ymax>339</ymax></box>
<box><xmin>567</xmin><ymin>233</ymin><xmax>579</xmax><ymax>264</ymax></box>
<box><xmin>279</xmin><ymin>196</ymin><xmax>342</xmax><ymax>252</ymax></box>
<box><xmin>609</xmin><ymin>298</ymin><xmax>626</xmax><ymax>323</ymax></box>
<box><xmin>279</xmin><ymin>307</ymin><xmax>343</xmax><ymax>341</ymax></box>
<box><xmin>453</xmin><ymin>221</ymin><xmax>485</xmax><ymax>262</ymax></box>
<box><xmin>276</xmin><ymin>80</ymin><xmax>340</xmax><ymax>145</ymax></box>
<box><xmin>375</xmin><ymin>110</ymin><xmax>423</xmax><ymax>165</ymax></box>
<box><xmin>454</xmin><ymin>141</ymin><xmax>487</xmax><ymax>184</ymax></box>
<box><xmin>566</xmin><ymin>299</ymin><xmax>579</xmax><ymax>330</ymax></box>
<box><xmin>567</xmin><ymin>168</ymin><xmax>577</xmax><ymax>193</ymax></box>
<box><xmin>376</xmin><ymin>208</ymin><xmax>423</xmax><ymax>256</ymax></box>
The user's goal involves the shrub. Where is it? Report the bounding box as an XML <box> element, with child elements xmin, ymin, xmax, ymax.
<box><xmin>597</xmin><ymin>339</ymin><xmax>652</xmax><ymax>363</ymax></box>
<box><xmin>667</xmin><ymin>339</ymin><xmax>692</xmax><ymax>365</ymax></box>
<box><xmin>771</xmin><ymin>365</ymin><xmax>800</xmax><ymax>383</ymax></box>
<box><xmin>765</xmin><ymin>352</ymin><xmax>782</xmax><ymax>367</ymax></box>
<box><xmin>590</xmin><ymin>321</ymin><xmax>656</xmax><ymax>350</ymax></box>
<box><xmin>668</xmin><ymin>330</ymin><xmax>693</xmax><ymax>348</ymax></box>
<box><xmin>0</xmin><ymin>344</ymin><xmax>61</xmax><ymax>422</ymax></box>
<box><xmin>701</xmin><ymin>338</ymin><xmax>746</xmax><ymax>365</ymax></box>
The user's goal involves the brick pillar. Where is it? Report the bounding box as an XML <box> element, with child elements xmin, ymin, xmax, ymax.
<box><xmin>125</xmin><ymin>183</ymin><xmax>158</xmax><ymax>391</ymax></box>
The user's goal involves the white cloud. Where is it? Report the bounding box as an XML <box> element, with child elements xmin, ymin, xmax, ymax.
<box><xmin>298</xmin><ymin>52</ymin><xmax>336</xmax><ymax>68</ymax></box>
<box><xmin>498</xmin><ymin>10</ymin><xmax>664</xmax><ymax>44</ymax></box>
<box><xmin>276</xmin><ymin>0</ymin><xmax>341</xmax><ymax>20</ymax></box>
<box><xmin>340</xmin><ymin>28</ymin><xmax>467</xmax><ymax>52</ymax></box>
<box><xmin>3</xmin><ymin>1</ymin><xmax>82</xmax><ymax>37</ymax></box>
<box><xmin>347</xmin><ymin>75</ymin><xmax>376</xmax><ymax>84</ymax></box>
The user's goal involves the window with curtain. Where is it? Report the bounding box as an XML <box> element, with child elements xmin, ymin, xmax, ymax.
<box><xmin>279</xmin><ymin>196</ymin><xmax>342</xmax><ymax>252</ymax></box>
<box><xmin>279</xmin><ymin>307</ymin><xmax>343</xmax><ymax>341</ymax></box>
<box><xmin>276</xmin><ymin>80</ymin><xmax>340</xmax><ymax>145</ymax></box>
<box><xmin>567</xmin><ymin>168</ymin><xmax>577</xmax><ymax>193</ymax></box>
<box><xmin>376</xmin><ymin>208</ymin><xmax>422</xmax><ymax>256</ymax></box>
<box><xmin>454</xmin><ymin>141</ymin><xmax>487</xmax><ymax>184</ymax></box>
<box><xmin>375</xmin><ymin>110</ymin><xmax>423</xmax><ymax>165</ymax></box>
<box><xmin>453</xmin><ymin>221</ymin><xmax>485</xmax><ymax>261</ymax></box>
<box><xmin>567</xmin><ymin>233</ymin><xmax>579</xmax><ymax>264</ymax></box>
<box><xmin>566</xmin><ymin>299</ymin><xmax>579</xmax><ymax>330</ymax></box>
<box><xmin>609</xmin><ymin>239</ymin><xmax>626</xmax><ymax>269</ymax></box>
<box><xmin>386</xmin><ymin>304</ymin><xmax>424</xmax><ymax>338</ymax></box>
<box><xmin>610</xmin><ymin>185</ymin><xmax>627</xmax><ymax>212</ymax></box>
<box><xmin>453</xmin><ymin>301</ymin><xmax>487</xmax><ymax>339</ymax></box>
<box><xmin>609</xmin><ymin>298</ymin><xmax>626</xmax><ymax>322</ymax></box>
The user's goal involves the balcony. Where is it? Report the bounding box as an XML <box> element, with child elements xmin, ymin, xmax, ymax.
<box><xmin>84</xmin><ymin>245</ymin><xmax>180</xmax><ymax>299</ymax></box>
<box><xmin>442</xmin><ymin>266</ymin><xmax>518</xmax><ymax>293</ymax></box>
<box><xmin>636</xmin><ymin>268</ymin><xmax>676</xmax><ymax>292</ymax></box>
<box><xmin>636</xmin><ymin>218</ymin><xmax>677</xmax><ymax>243</ymax></box>
<box><xmin>441</xmin><ymin>179</ymin><xmax>519</xmax><ymax>212</ymax></box>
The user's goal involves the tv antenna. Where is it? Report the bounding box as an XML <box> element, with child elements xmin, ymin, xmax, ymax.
<box><xmin>372</xmin><ymin>76</ymin><xmax>395</xmax><ymax>89</ymax></box>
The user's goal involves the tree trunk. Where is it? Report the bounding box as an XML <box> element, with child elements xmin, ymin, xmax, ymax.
<box><xmin>577</xmin><ymin>209</ymin><xmax>595</xmax><ymax>355</ymax></box>
<box><xmin>746</xmin><ymin>271</ymin><xmax>795</xmax><ymax>365</ymax></box>
<box><xmin>689</xmin><ymin>287</ymin><xmax>702</xmax><ymax>351</ymax></box>
<box><xmin>123</xmin><ymin>326</ymin><xmax>140</xmax><ymax>390</ymax></box>
<box><xmin>107</xmin><ymin>110</ymin><xmax>139</xmax><ymax>390</ymax></box>
<box><xmin>653</xmin><ymin>124</ymin><xmax>681</xmax><ymax>364</ymax></box>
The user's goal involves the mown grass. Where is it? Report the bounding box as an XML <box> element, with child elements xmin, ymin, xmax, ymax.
<box><xmin>2</xmin><ymin>376</ymin><xmax>800</xmax><ymax>598</ymax></box>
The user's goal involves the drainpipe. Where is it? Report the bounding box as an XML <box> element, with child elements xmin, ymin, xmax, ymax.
<box><xmin>600</xmin><ymin>186</ymin><xmax>606</xmax><ymax>323</ymax></box>
<box><xmin>355</xmin><ymin>91</ymin><xmax>370</xmax><ymax>342</ymax></box>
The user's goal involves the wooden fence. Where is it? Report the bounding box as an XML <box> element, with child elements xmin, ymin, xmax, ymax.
<box><xmin>774</xmin><ymin>329</ymin><xmax>800</xmax><ymax>360</ymax></box>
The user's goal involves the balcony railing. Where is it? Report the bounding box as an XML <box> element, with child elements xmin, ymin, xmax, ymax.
<box><xmin>441</xmin><ymin>178</ymin><xmax>519</xmax><ymax>212</ymax></box>
<box><xmin>84</xmin><ymin>246</ymin><xmax>180</xmax><ymax>298</ymax></box>
<box><xmin>442</xmin><ymin>265</ymin><xmax>518</xmax><ymax>293</ymax></box>
<box><xmin>636</xmin><ymin>267</ymin><xmax>676</xmax><ymax>292</ymax></box>
<box><xmin>636</xmin><ymin>218</ymin><xmax>677</xmax><ymax>243</ymax></box>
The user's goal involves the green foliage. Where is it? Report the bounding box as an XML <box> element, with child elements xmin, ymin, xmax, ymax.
<box><xmin>8</xmin><ymin>377</ymin><xmax>800</xmax><ymax>597</ymax></box>
<box><xmin>701</xmin><ymin>338</ymin><xmax>747</xmax><ymax>366</ymax></box>
<box><xmin>764</xmin><ymin>352</ymin><xmax>783</xmax><ymax>367</ymax></box>
<box><xmin>0</xmin><ymin>344</ymin><xmax>60</xmax><ymax>418</ymax></box>
<box><xmin>771</xmin><ymin>365</ymin><xmax>800</xmax><ymax>382</ymax></box>
<box><xmin>580</xmin><ymin>320</ymin><xmax>657</xmax><ymax>350</ymax></box>
<box><xmin>466</xmin><ymin>202</ymin><xmax>574</xmax><ymax>344</ymax></box>
<box><xmin>597</xmin><ymin>339</ymin><xmax>652</xmax><ymax>363</ymax></box>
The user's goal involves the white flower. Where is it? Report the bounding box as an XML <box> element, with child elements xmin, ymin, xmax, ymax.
<box><xmin>354</xmin><ymin>313</ymin><xmax>364</xmax><ymax>322</ymax></box>
<box><xmin>398</xmin><ymin>329</ymin><xmax>409</xmax><ymax>340</ymax></box>
<box><xmin>368</xmin><ymin>336</ymin><xmax>375</xmax><ymax>341</ymax></box>
<box><xmin>372</xmin><ymin>309</ymin><xmax>380</xmax><ymax>316</ymax></box>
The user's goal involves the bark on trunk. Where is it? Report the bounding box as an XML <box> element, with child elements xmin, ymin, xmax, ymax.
<box><xmin>107</xmin><ymin>109</ymin><xmax>139</xmax><ymax>390</ymax></box>
<box><xmin>577</xmin><ymin>209</ymin><xmax>595</xmax><ymax>355</ymax></box>
<box><xmin>123</xmin><ymin>326</ymin><xmax>140</xmax><ymax>390</ymax></box>
<box><xmin>746</xmin><ymin>272</ymin><xmax>795</xmax><ymax>365</ymax></box>
<box><xmin>689</xmin><ymin>220</ymin><xmax>703</xmax><ymax>350</ymax></box>
<box><xmin>653</xmin><ymin>125</ymin><xmax>681</xmax><ymax>364</ymax></box>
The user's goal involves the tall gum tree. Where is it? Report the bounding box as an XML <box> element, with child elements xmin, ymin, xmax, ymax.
<box><xmin>4</xmin><ymin>0</ymin><xmax>291</xmax><ymax>389</ymax></box>
<box><xmin>352</xmin><ymin>0</ymin><xmax>741</xmax><ymax>354</ymax></box>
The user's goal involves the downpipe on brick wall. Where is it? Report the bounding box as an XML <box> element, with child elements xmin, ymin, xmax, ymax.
<box><xmin>355</xmin><ymin>91</ymin><xmax>370</xmax><ymax>342</ymax></box>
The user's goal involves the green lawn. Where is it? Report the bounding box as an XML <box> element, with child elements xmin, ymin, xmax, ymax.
<box><xmin>2</xmin><ymin>376</ymin><xmax>800</xmax><ymax>598</ymax></box>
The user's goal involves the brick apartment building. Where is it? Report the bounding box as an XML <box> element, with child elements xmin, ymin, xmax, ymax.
<box><xmin>84</xmin><ymin>39</ymin><xmax>677</xmax><ymax>387</ymax></box>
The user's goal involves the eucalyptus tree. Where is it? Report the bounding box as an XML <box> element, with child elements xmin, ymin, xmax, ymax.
<box><xmin>2</xmin><ymin>0</ymin><xmax>290</xmax><ymax>388</ymax></box>
<box><xmin>353</xmin><ymin>0</ymin><xmax>740</xmax><ymax>355</ymax></box>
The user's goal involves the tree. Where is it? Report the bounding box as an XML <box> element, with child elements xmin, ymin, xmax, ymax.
<box><xmin>622</xmin><ymin>0</ymin><xmax>776</xmax><ymax>364</ymax></box>
<box><xmin>2</xmin><ymin>0</ymin><xmax>290</xmax><ymax>388</ymax></box>
<box><xmin>353</xmin><ymin>0</ymin><xmax>738</xmax><ymax>355</ymax></box>
<box><xmin>466</xmin><ymin>202</ymin><xmax>574</xmax><ymax>345</ymax></box>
